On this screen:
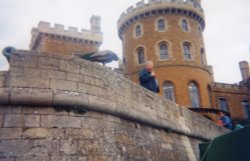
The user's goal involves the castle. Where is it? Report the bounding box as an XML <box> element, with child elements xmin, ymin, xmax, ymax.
<box><xmin>26</xmin><ymin>0</ymin><xmax>250</xmax><ymax>123</ymax></box>
<box><xmin>117</xmin><ymin>0</ymin><xmax>250</xmax><ymax>122</ymax></box>
<box><xmin>0</xmin><ymin>0</ymin><xmax>248</xmax><ymax>160</ymax></box>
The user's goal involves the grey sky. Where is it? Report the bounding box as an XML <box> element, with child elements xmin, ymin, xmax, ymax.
<box><xmin>0</xmin><ymin>0</ymin><xmax>249</xmax><ymax>84</ymax></box>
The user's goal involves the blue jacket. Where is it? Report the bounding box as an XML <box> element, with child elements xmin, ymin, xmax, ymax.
<box><xmin>139</xmin><ymin>68</ymin><xmax>159</xmax><ymax>93</ymax></box>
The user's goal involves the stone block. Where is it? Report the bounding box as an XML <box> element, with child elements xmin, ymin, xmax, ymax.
<box><xmin>60</xmin><ymin>139</ymin><xmax>77</xmax><ymax>155</ymax></box>
<box><xmin>3</xmin><ymin>114</ymin><xmax>23</xmax><ymax>127</ymax></box>
<box><xmin>0</xmin><ymin>140</ymin><xmax>32</xmax><ymax>157</ymax></box>
<box><xmin>22</xmin><ymin>128</ymin><xmax>64</xmax><ymax>139</ymax></box>
<box><xmin>0</xmin><ymin>88</ymin><xmax>9</xmax><ymax>104</ymax></box>
<box><xmin>38</xmin><ymin>56</ymin><xmax>60</xmax><ymax>70</ymax></box>
<box><xmin>50</xmin><ymin>79</ymin><xmax>77</xmax><ymax>91</ymax></box>
<box><xmin>0</xmin><ymin>106</ymin><xmax>22</xmax><ymax>114</ymax></box>
<box><xmin>24</xmin><ymin>114</ymin><xmax>40</xmax><ymax>127</ymax></box>
<box><xmin>41</xmin><ymin>115</ymin><xmax>81</xmax><ymax>128</ymax></box>
<box><xmin>10</xmin><ymin>88</ymin><xmax>53</xmax><ymax>106</ymax></box>
<box><xmin>0</xmin><ymin>76</ymin><xmax>4</xmax><ymax>87</ymax></box>
<box><xmin>65</xmin><ymin>129</ymin><xmax>94</xmax><ymax>139</ymax></box>
<box><xmin>53</xmin><ymin>90</ymin><xmax>89</xmax><ymax>108</ymax></box>
<box><xmin>60</xmin><ymin>60</ymin><xmax>80</xmax><ymax>73</ymax></box>
<box><xmin>41</xmin><ymin>69</ymin><xmax>66</xmax><ymax>79</ymax></box>
<box><xmin>9</xmin><ymin>54</ymin><xmax>38</xmax><ymax>68</ymax></box>
<box><xmin>66</xmin><ymin>72</ymin><xmax>82</xmax><ymax>82</ymax></box>
<box><xmin>8</xmin><ymin>76</ymin><xmax>50</xmax><ymax>88</ymax></box>
<box><xmin>0</xmin><ymin>128</ymin><xmax>22</xmax><ymax>139</ymax></box>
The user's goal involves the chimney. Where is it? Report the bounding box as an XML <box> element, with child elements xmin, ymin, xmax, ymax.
<box><xmin>239</xmin><ymin>61</ymin><xmax>250</xmax><ymax>81</ymax></box>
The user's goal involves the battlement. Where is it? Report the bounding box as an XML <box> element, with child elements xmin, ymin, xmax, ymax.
<box><xmin>213</xmin><ymin>82</ymin><xmax>248</xmax><ymax>91</ymax></box>
<box><xmin>121</xmin><ymin>0</ymin><xmax>202</xmax><ymax>17</ymax></box>
<box><xmin>30</xmin><ymin>17</ymin><xmax>103</xmax><ymax>50</ymax></box>
<box><xmin>118</xmin><ymin>0</ymin><xmax>204</xmax><ymax>38</ymax></box>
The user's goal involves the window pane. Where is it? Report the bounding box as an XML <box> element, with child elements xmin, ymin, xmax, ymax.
<box><xmin>181</xmin><ymin>19</ymin><xmax>188</xmax><ymax>32</ymax></box>
<box><xmin>242</xmin><ymin>100</ymin><xmax>250</xmax><ymax>119</ymax></box>
<box><xmin>189</xmin><ymin>82</ymin><xmax>200</xmax><ymax>107</ymax></box>
<box><xmin>158</xmin><ymin>19</ymin><xmax>165</xmax><ymax>31</ymax></box>
<box><xmin>159</xmin><ymin>43</ymin><xmax>169</xmax><ymax>60</ymax></box>
<box><xmin>183</xmin><ymin>43</ymin><xmax>191</xmax><ymax>60</ymax></box>
<box><xmin>137</xmin><ymin>48</ymin><xmax>145</xmax><ymax>64</ymax></box>
<box><xmin>163</xmin><ymin>82</ymin><xmax>175</xmax><ymax>102</ymax></box>
<box><xmin>219</xmin><ymin>98</ymin><xmax>229</xmax><ymax>112</ymax></box>
<box><xmin>135</xmin><ymin>25</ymin><xmax>141</xmax><ymax>37</ymax></box>
<box><xmin>200</xmin><ymin>48</ymin><xmax>205</xmax><ymax>65</ymax></box>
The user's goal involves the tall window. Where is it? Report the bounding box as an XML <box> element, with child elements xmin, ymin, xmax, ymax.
<box><xmin>135</xmin><ymin>25</ymin><xmax>142</xmax><ymax>37</ymax></box>
<box><xmin>219</xmin><ymin>98</ymin><xmax>230</xmax><ymax>112</ymax></box>
<box><xmin>183</xmin><ymin>42</ymin><xmax>192</xmax><ymax>60</ymax></box>
<box><xmin>189</xmin><ymin>82</ymin><xmax>200</xmax><ymax>107</ymax></box>
<box><xmin>137</xmin><ymin>47</ymin><xmax>145</xmax><ymax>64</ymax></box>
<box><xmin>242</xmin><ymin>100</ymin><xmax>250</xmax><ymax>119</ymax></box>
<box><xmin>157</xmin><ymin>19</ymin><xmax>165</xmax><ymax>31</ymax></box>
<box><xmin>181</xmin><ymin>19</ymin><xmax>188</xmax><ymax>32</ymax></box>
<box><xmin>200</xmin><ymin>48</ymin><xmax>206</xmax><ymax>65</ymax></box>
<box><xmin>163</xmin><ymin>81</ymin><xmax>175</xmax><ymax>102</ymax></box>
<box><xmin>159</xmin><ymin>43</ymin><xmax>169</xmax><ymax>60</ymax></box>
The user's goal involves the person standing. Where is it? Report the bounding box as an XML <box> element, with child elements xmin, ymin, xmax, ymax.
<box><xmin>138</xmin><ymin>61</ymin><xmax>159</xmax><ymax>93</ymax></box>
<box><xmin>218</xmin><ymin>111</ymin><xmax>233</xmax><ymax>130</ymax></box>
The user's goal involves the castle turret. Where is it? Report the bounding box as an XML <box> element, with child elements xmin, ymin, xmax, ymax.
<box><xmin>118</xmin><ymin>0</ymin><xmax>213</xmax><ymax>108</ymax></box>
<box><xmin>239</xmin><ymin>61</ymin><xmax>250</xmax><ymax>81</ymax></box>
<box><xmin>30</xmin><ymin>16</ymin><xmax>103</xmax><ymax>55</ymax></box>
<box><xmin>90</xmin><ymin>15</ymin><xmax>101</xmax><ymax>33</ymax></box>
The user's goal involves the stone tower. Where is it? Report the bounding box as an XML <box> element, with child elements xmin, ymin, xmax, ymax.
<box><xmin>30</xmin><ymin>16</ymin><xmax>103</xmax><ymax>55</ymax></box>
<box><xmin>118</xmin><ymin>0</ymin><xmax>213</xmax><ymax>108</ymax></box>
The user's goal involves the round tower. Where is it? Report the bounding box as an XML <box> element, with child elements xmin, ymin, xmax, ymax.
<box><xmin>118</xmin><ymin>0</ymin><xmax>213</xmax><ymax>108</ymax></box>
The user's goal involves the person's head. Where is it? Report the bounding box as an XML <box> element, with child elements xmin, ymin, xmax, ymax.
<box><xmin>218</xmin><ymin>111</ymin><xmax>225</xmax><ymax>117</ymax></box>
<box><xmin>145</xmin><ymin>61</ymin><xmax>154</xmax><ymax>71</ymax></box>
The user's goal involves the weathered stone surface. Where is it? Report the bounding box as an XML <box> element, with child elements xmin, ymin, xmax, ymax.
<box><xmin>0</xmin><ymin>128</ymin><xmax>22</xmax><ymax>139</ymax></box>
<box><xmin>41</xmin><ymin>69</ymin><xmax>66</xmax><ymax>79</ymax></box>
<box><xmin>3</xmin><ymin>114</ymin><xmax>23</xmax><ymax>127</ymax></box>
<box><xmin>10</xmin><ymin>88</ymin><xmax>53</xmax><ymax>105</ymax></box>
<box><xmin>0</xmin><ymin>88</ymin><xmax>9</xmax><ymax>104</ymax></box>
<box><xmin>24</xmin><ymin>114</ymin><xmax>40</xmax><ymax>127</ymax></box>
<box><xmin>41</xmin><ymin>115</ymin><xmax>81</xmax><ymax>128</ymax></box>
<box><xmin>0</xmin><ymin>76</ymin><xmax>4</xmax><ymax>87</ymax></box>
<box><xmin>60</xmin><ymin>139</ymin><xmax>78</xmax><ymax>155</ymax></box>
<box><xmin>50</xmin><ymin>79</ymin><xmax>77</xmax><ymax>91</ymax></box>
<box><xmin>66</xmin><ymin>72</ymin><xmax>82</xmax><ymax>82</ymax></box>
<box><xmin>53</xmin><ymin>90</ymin><xmax>89</xmax><ymax>107</ymax></box>
<box><xmin>38</xmin><ymin>56</ymin><xmax>60</xmax><ymax>70</ymax></box>
<box><xmin>60</xmin><ymin>60</ymin><xmax>80</xmax><ymax>73</ymax></box>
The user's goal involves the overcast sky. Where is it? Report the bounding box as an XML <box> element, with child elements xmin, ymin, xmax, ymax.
<box><xmin>0</xmin><ymin>0</ymin><xmax>249</xmax><ymax>84</ymax></box>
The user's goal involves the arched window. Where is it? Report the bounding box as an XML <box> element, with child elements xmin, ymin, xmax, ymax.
<box><xmin>163</xmin><ymin>81</ymin><xmax>175</xmax><ymax>102</ymax></box>
<box><xmin>219</xmin><ymin>98</ymin><xmax>230</xmax><ymax>112</ymax></box>
<box><xmin>137</xmin><ymin>47</ymin><xmax>145</xmax><ymax>64</ymax></box>
<box><xmin>189</xmin><ymin>82</ymin><xmax>200</xmax><ymax>107</ymax></box>
<box><xmin>242</xmin><ymin>100</ymin><xmax>250</xmax><ymax>119</ymax></box>
<box><xmin>183</xmin><ymin>42</ymin><xmax>192</xmax><ymax>60</ymax></box>
<box><xmin>135</xmin><ymin>25</ymin><xmax>142</xmax><ymax>37</ymax></box>
<box><xmin>159</xmin><ymin>43</ymin><xmax>169</xmax><ymax>60</ymax></box>
<box><xmin>157</xmin><ymin>19</ymin><xmax>165</xmax><ymax>31</ymax></box>
<box><xmin>200</xmin><ymin>48</ymin><xmax>206</xmax><ymax>65</ymax></box>
<box><xmin>181</xmin><ymin>19</ymin><xmax>188</xmax><ymax>32</ymax></box>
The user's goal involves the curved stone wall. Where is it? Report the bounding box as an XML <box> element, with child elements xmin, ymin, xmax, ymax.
<box><xmin>0</xmin><ymin>50</ymin><xmax>228</xmax><ymax>161</ymax></box>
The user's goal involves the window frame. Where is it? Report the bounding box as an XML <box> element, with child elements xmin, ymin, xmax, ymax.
<box><xmin>136</xmin><ymin>47</ymin><xmax>145</xmax><ymax>65</ymax></box>
<box><xmin>159</xmin><ymin>42</ymin><xmax>170</xmax><ymax>60</ymax></box>
<box><xmin>188</xmin><ymin>82</ymin><xmax>200</xmax><ymax>108</ymax></box>
<box><xmin>183</xmin><ymin>42</ymin><xmax>192</xmax><ymax>60</ymax></box>
<box><xmin>163</xmin><ymin>81</ymin><xmax>175</xmax><ymax>102</ymax></box>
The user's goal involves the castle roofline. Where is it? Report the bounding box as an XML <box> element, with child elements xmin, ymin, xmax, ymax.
<box><xmin>117</xmin><ymin>0</ymin><xmax>205</xmax><ymax>39</ymax></box>
<box><xmin>32</xmin><ymin>21</ymin><xmax>103</xmax><ymax>42</ymax></box>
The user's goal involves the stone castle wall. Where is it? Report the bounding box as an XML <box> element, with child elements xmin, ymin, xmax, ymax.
<box><xmin>0</xmin><ymin>50</ymin><xmax>228</xmax><ymax>161</ymax></box>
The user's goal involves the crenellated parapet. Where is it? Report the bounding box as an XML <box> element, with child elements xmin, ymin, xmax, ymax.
<box><xmin>30</xmin><ymin>16</ymin><xmax>103</xmax><ymax>51</ymax></box>
<box><xmin>118</xmin><ymin>0</ymin><xmax>204</xmax><ymax>38</ymax></box>
<box><xmin>213</xmin><ymin>82</ymin><xmax>248</xmax><ymax>92</ymax></box>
